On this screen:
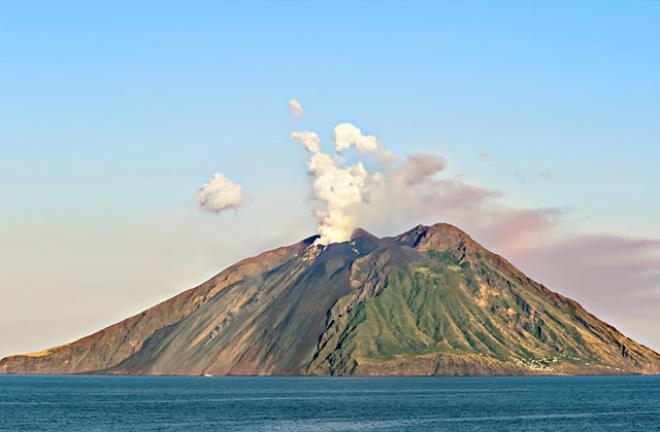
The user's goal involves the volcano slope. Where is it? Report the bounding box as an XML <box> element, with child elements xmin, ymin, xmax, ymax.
<box><xmin>2</xmin><ymin>223</ymin><xmax>659</xmax><ymax>376</ymax></box>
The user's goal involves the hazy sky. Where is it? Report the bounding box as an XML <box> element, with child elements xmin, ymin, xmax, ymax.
<box><xmin>1</xmin><ymin>1</ymin><xmax>660</xmax><ymax>358</ymax></box>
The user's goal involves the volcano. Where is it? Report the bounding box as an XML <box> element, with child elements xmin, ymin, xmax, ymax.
<box><xmin>2</xmin><ymin>223</ymin><xmax>659</xmax><ymax>375</ymax></box>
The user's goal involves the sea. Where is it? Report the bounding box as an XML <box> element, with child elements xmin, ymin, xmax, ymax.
<box><xmin>1</xmin><ymin>375</ymin><xmax>659</xmax><ymax>431</ymax></box>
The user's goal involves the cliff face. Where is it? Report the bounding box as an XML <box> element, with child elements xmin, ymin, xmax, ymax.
<box><xmin>2</xmin><ymin>223</ymin><xmax>659</xmax><ymax>376</ymax></box>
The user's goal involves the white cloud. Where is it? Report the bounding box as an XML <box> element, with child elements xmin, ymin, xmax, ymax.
<box><xmin>288</xmin><ymin>99</ymin><xmax>304</xmax><ymax>118</ymax></box>
<box><xmin>194</xmin><ymin>173</ymin><xmax>243</xmax><ymax>214</ymax></box>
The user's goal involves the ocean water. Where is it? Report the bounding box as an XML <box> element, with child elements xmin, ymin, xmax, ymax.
<box><xmin>0</xmin><ymin>375</ymin><xmax>659</xmax><ymax>431</ymax></box>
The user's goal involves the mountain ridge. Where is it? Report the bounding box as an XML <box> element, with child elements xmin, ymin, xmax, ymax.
<box><xmin>2</xmin><ymin>223</ymin><xmax>659</xmax><ymax>376</ymax></box>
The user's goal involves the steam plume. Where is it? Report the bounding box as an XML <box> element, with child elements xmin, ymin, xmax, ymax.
<box><xmin>292</xmin><ymin>127</ymin><xmax>382</xmax><ymax>245</ymax></box>
<box><xmin>332</xmin><ymin>123</ymin><xmax>379</xmax><ymax>153</ymax></box>
<box><xmin>292</xmin><ymin>119</ymin><xmax>554</xmax><ymax>250</ymax></box>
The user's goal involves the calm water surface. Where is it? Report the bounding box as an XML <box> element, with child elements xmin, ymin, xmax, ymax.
<box><xmin>1</xmin><ymin>375</ymin><xmax>659</xmax><ymax>431</ymax></box>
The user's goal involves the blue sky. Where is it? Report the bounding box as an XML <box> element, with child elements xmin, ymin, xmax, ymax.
<box><xmin>1</xmin><ymin>1</ymin><xmax>659</xmax><ymax>356</ymax></box>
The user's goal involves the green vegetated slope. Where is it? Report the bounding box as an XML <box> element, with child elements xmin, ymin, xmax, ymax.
<box><xmin>308</xmin><ymin>226</ymin><xmax>660</xmax><ymax>375</ymax></box>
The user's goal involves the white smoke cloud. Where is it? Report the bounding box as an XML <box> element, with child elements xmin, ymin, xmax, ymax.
<box><xmin>194</xmin><ymin>173</ymin><xmax>243</xmax><ymax>214</ymax></box>
<box><xmin>332</xmin><ymin>123</ymin><xmax>380</xmax><ymax>153</ymax></box>
<box><xmin>292</xmin><ymin>123</ymin><xmax>454</xmax><ymax>245</ymax></box>
<box><xmin>292</xmin><ymin>121</ymin><xmax>513</xmax><ymax>246</ymax></box>
<box><xmin>291</xmin><ymin>131</ymin><xmax>321</xmax><ymax>153</ymax></box>
<box><xmin>288</xmin><ymin>99</ymin><xmax>304</xmax><ymax>118</ymax></box>
<box><xmin>291</xmin><ymin>119</ymin><xmax>553</xmax><ymax>249</ymax></box>
<box><xmin>292</xmin><ymin>127</ymin><xmax>382</xmax><ymax>245</ymax></box>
